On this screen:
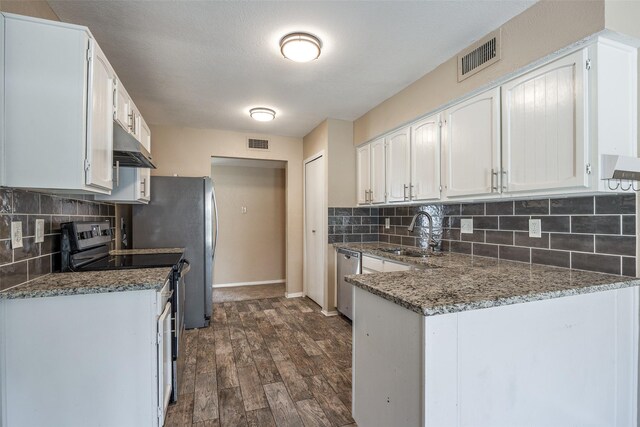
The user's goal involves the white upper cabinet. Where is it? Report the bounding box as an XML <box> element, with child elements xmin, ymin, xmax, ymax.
<box><xmin>2</xmin><ymin>14</ymin><xmax>115</xmax><ymax>194</ymax></box>
<box><xmin>357</xmin><ymin>138</ymin><xmax>386</xmax><ymax>205</ymax></box>
<box><xmin>411</xmin><ymin>114</ymin><xmax>441</xmax><ymax>201</ymax></box>
<box><xmin>356</xmin><ymin>144</ymin><xmax>371</xmax><ymax>205</ymax></box>
<box><xmin>385</xmin><ymin>127</ymin><xmax>411</xmax><ymax>203</ymax></box>
<box><xmin>114</xmin><ymin>78</ymin><xmax>131</xmax><ymax>131</ymax></box>
<box><xmin>502</xmin><ymin>49</ymin><xmax>588</xmax><ymax>193</ymax></box>
<box><xmin>442</xmin><ymin>87</ymin><xmax>501</xmax><ymax>199</ymax></box>
<box><xmin>370</xmin><ymin>138</ymin><xmax>386</xmax><ymax>204</ymax></box>
<box><xmin>86</xmin><ymin>43</ymin><xmax>115</xmax><ymax>191</ymax></box>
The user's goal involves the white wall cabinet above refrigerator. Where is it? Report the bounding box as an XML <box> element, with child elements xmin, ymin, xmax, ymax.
<box><xmin>0</xmin><ymin>13</ymin><xmax>115</xmax><ymax>194</ymax></box>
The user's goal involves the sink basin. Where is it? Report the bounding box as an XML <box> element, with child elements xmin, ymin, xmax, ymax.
<box><xmin>376</xmin><ymin>247</ymin><xmax>438</xmax><ymax>258</ymax></box>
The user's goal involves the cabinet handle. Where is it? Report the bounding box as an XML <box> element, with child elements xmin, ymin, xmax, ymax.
<box><xmin>115</xmin><ymin>161</ymin><xmax>120</xmax><ymax>188</ymax></box>
<box><xmin>491</xmin><ymin>169</ymin><xmax>498</xmax><ymax>192</ymax></box>
<box><xmin>141</xmin><ymin>179</ymin><xmax>146</xmax><ymax>196</ymax></box>
<box><xmin>501</xmin><ymin>170</ymin><xmax>508</xmax><ymax>191</ymax></box>
<box><xmin>403</xmin><ymin>184</ymin><xmax>409</xmax><ymax>201</ymax></box>
<box><xmin>368</xmin><ymin>189</ymin><xmax>373</xmax><ymax>204</ymax></box>
<box><xmin>128</xmin><ymin>112</ymin><xmax>135</xmax><ymax>132</ymax></box>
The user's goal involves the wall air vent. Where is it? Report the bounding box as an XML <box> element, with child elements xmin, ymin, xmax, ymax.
<box><xmin>457</xmin><ymin>29</ymin><xmax>501</xmax><ymax>82</ymax></box>
<box><xmin>247</xmin><ymin>138</ymin><xmax>269</xmax><ymax>151</ymax></box>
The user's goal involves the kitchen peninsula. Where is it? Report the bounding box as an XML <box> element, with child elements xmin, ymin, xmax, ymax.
<box><xmin>337</xmin><ymin>242</ymin><xmax>640</xmax><ymax>427</ymax></box>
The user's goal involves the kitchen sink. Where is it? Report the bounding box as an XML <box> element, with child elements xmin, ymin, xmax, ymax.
<box><xmin>376</xmin><ymin>247</ymin><xmax>439</xmax><ymax>258</ymax></box>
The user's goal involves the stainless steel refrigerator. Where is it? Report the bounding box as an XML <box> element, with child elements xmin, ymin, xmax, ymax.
<box><xmin>132</xmin><ymin>176</ymin><xmax>216</xmax><ymax>329</ymax></box>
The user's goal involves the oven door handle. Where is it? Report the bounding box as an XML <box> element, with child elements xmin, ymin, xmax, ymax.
<box><xmin>179</xmin><ymin>259</ymin><xmax>191</xmax><ymax>275</ymax></box>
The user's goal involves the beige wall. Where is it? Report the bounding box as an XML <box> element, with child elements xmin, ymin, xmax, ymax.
<box><xmin>303</xmin><ymin>118</ymin><xmax>355</xmax><ymax>312</ymax></box>
<box><xmin>0</xmin><ymin>0</ymin><xmax>59</xmax><ymax>20</ymax></box>
<box><xmin>210</xmin><ymin>165</ymin><xmax>285</xmax><ymax>285</ymax></box>
<box><xmin>353</xmin><ymin>0</ymin><xmax>605</xmax><ymax>145</ymax></box>
<box><xmin>150</xmin><ymin>125</ymin><xmax>304</xmax><ymax>295</ymax></box>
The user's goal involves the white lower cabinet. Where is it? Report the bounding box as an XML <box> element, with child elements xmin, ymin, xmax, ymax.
<box><xmin>353</xmin><ymin>286</ymin><xmax>639</xmax><ymax>427</ymax></box>
<box><xmin>362</xmin><ymin>255</ymin><xmax>411</xmax><ymax>273</ymax></box>
<box><xmin>0</xmin><ymin>282</ymin><xmax>172</xmax><ymax>427</ymax></box>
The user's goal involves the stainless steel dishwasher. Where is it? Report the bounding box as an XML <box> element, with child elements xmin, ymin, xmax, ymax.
<box><xmin>337</xmin><ymin>248</ymin><xmax>360</xmax><ymax>320</ymax></box>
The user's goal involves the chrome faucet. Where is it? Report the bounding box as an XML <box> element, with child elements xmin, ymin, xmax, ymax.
<box><xmin>407</xmin><ymin>211</ymin><xmax>439</xmax><ymax>249</ymax></box>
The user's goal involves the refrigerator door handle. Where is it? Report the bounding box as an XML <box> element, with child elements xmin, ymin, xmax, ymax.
<box><xmin>212</xmin><ymin>185</ymin><xmax>219</xmax><ymax>260</ymax></box>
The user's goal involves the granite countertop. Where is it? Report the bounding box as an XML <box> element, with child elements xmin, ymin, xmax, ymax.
<box><xmin>0</xmin><ymin>268</ymin><xmax>172</xmax><ymax>300</ymax></box>
<box><xmin>110</xmin><ymin>248</ymin><xmax>184</xmax><ymax>255</ymax></box>
<box><xmin>335</xmin><ymin>242</ymin><xmax>640</xmax><ymax>316</ymax></box>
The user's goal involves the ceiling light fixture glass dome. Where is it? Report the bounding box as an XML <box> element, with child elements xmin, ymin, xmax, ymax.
<box><xmin>249</xmin><ymin>107</ymin><xmax>276</xmax><ymax>122</ymax></box>
<box><xmin>279</xmin><ymin>32</ymin><xmax>322</xmax><ymax>62</ymax></box>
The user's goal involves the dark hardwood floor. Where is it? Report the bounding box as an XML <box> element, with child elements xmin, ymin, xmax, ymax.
<box><xmin>165</xmin><ymin>294</ymin><xmax>355</xmax><ymax>427</ymax></box>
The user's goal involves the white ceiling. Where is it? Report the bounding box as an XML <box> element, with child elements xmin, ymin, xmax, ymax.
<box><xmin>49</xmin><ymin>1</ymin><xmax>536</xmax><ymax>138</ymax></box>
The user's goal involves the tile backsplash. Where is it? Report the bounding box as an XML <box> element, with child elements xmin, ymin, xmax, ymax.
<box><xmin>0</xmin><ymin>188</ymin><xmax>115</xmax><ymax>291</ymax></box>
<box><xmin>329</xmin><ymin>194</ymin><xmax>637</xmax><ymax>277</ymax></box>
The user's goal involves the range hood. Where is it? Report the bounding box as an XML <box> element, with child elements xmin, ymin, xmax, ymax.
<box><xmin>113</xmin><ymin>123</ymin><xmax>156</xmax><ymax>169</ymax></box>
<box><xmin>601</xmin><ymin>154</ymin><xmax>640</xmax><ymax>181</ymax></box>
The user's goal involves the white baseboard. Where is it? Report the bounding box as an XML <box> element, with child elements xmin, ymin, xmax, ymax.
<box><xmin>321</xmin><ymin>310</ymin><xmax>339</xmax><ymax>317</ymax></box>
<box><xmin>212</xmin><ymin>279</ymin><xmax>285</xmax><ymax>289</ymax></box>
<box><xmin>286</xmin><ymin>292</ymin><xmax>304</xmax><ymax>298</ymax></box>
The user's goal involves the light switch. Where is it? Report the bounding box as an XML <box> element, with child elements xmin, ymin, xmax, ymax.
<box><xmin>11</xmin><ymin>221</ymin><xmax>23</xmax><ymax>249</ymax></box>
<box><xmin>35</xmin><ymin>219</ymin><xmax>45</xmax><ymax>243</ymax></box>
<box><xmin>461</xmin><ymin>218</ymin><xmax>474</xmax><ymax>234</ymax></box>
<box><xmin>241</xmin><ymin>206</ymin><xmax>247</xmax><ymax>214</ymax></box>
<box><xmin>385</xmin><ymin>218</ymin><xmax>391</xmax><ymax>229</ymax></box>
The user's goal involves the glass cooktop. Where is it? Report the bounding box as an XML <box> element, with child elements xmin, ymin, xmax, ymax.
<box><xmin>79</xmin><ymin>253</ymin><xmax>184</xmax><ymax>271</ymax></box>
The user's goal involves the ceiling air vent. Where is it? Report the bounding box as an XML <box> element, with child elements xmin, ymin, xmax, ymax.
<box><xmin>457</xmin><ymin>29</ymin><xmax>501</xmax><ymax>82</ymax></box>
<box><xmin>247</xmin><ymin>138</ymin><xmax>269</xmax><ymax>151</ymax></box>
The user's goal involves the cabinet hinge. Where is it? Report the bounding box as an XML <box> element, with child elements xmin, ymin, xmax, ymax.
<box><xmin>84</xmin><ymin>159</ymin><xmax>91</xmax><ymax>171</ymax></box>
<box><xmin>438</xmin><ymin>121</ymin><xmax>443</xmax><ymax>128</ymax></box>
<box><xmin>586</xmin><ymin>163</ymin><xmax>592</xmax><ymax>174</ymax></box>
<box><xmin>158</xmin><ymin>406</ymin><xmax>163</xmax><ymax>418</ymax></box>
<box><xmin>86</xmin><ymin>41</ymin><xmax>93</xmax><ymax>62</ymax></box>
<box><xmin>157</xmin><ymin>332</ymin><xmax>162</xmax><ymax>345</ymax></box>
<box><xmin>585</xmin><ymin>59</ymin><xmax>591</xmax><ymax>70</ymax></box>
<box><xmin>439</xmin><ymin>185</ymin><xmax>442</xmax><ymax>192</ymax></box>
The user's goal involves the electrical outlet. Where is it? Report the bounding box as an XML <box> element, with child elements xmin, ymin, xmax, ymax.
<box><xmin>385</xmin><ymin>218</ymin><xmax>391</xmax><ymax>229</ymax></box>
<box><xmin>461</xmin><ymin>218</ymin><xmax>474</xmax><ymax>234</ymax></box>
<box><xmin>529</xmin><ymin>219</ymin><xmax>542</xmax><ymax>238</ymax></box>
<box><xmin>35</xmin><ymin>219</ymin><xmax>45</xmax><ymax>243</ymax></box>
<box><xmin>11</xmin><ymin>221</ymin><xmax>23</xmax><ymax>249</ymax></box>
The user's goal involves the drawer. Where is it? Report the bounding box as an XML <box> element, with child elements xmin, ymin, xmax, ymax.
<box><xmin>362</xmin><ymin>255</ymin><xmax>384</xmax><ymax>273</ymax></box>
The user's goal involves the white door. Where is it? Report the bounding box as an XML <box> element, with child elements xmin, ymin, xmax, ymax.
<box><xmin>442</xmin><ymin>88</ymin><xmax>501</xmax><ymax>198</ymax></box>
<box><xmin>305</xmin><ymin>156</ymin><xmax>325</xmax><ymax>307</ymax></box>
<box><xmin>356</xmin><ymin>144</ymin><xmax>371</xmax><ymax>205</ymax></box>
<box><xmin>386</xmin><ymin>128</ymin><xmax>411</xmax><ymax>203</ymax></box>
<box><xmin>370</xmin><ymin>138</ymin><xmax>386</xmax><ymax>204</ymax></box>
<box><xmin>411</xmin><ymin>114</ymin><xmax>441</xmax><ymax>201</ymax></box>
<box><xmin>85</xmin><ymin>41</ymin><xmax>114</xmax><ymax>191</ymax></box>
<box><xmin>502</xmin><ymin>49</ymin><xmax>588</xmax><ymax>193</ymax></box>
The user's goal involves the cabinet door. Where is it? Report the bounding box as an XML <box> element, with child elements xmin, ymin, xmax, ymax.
<box><xmin>370</xmin><ymin>138</ymin><xmax>386</xmax><ymax>204</ymax></box>
<box><xmin>411</xmin><ymin>114</ymin><xmax>441</xmax><ymax>201</ymax></box>
<box><xmin>140</xmin><ymin>118</ymin><xmax>151</xmax><ymax>151</ymax></box>
<box><xmin>442</xmin><ymin>88</ymin><xmax>500</xmax><ymax>198</ymax></box>
<box><xmin>502</xmin><ymin>49</ymin><xmax>588</xmax><ymax>193</ymax></box>
<box><xmin>85</xmin><ymin>41</ymin><xmax>114</xmax><ymax>191</ymax></box>
<box><xmin>139</xmin><ymin>167</ymin><xmax>151</xmax><ymax>202</ymax></box>
<box><xmin>114</xmin><ymin>78</ymin><xmax>130</xmax><ymax>130</ymax></box>
<box><xmin>386</xmin><ymin>128</ymin><xmax>411</xmax><ymax>203</ymax></box>
<box><xmin>356</xmin><ymin>144</ymin><xmax>371</xmax><ymax>205</ymax></box>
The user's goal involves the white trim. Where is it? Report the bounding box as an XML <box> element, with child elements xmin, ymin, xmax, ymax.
<box><xmin>212</xmin><ymin>279</ymin><xmax>285</xmax><ymax>289</ymax></box>
<box><xmin>321</xmin><ymin>309</ymin><xmax>339</xmax><ymax>317</ymax></box>
<box><xmin>286</xmin><ymin>292</ymin><xmax>304</xmax><ymax>299</ymax></box>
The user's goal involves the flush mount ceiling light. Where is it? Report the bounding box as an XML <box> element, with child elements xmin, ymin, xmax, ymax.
<box><xmin>279</xmin><ymin>32</ymin><xmax>322</xmax><ymax>62</ymax></box>
<box><xmin>249</xmin><ymin>107</ymin><xmax>276</xmax><ymax>122</ymax></box>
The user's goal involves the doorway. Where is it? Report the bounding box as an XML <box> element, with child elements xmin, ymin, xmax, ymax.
<box><xmin>210</xmin><ymin>157</ymin><xmax>287</xmax><ymax>301</ymax></box>
<box><xmin>304</xmin><ymin>153</ymin><xmax>326</xmax><ymax>308</ymax></box>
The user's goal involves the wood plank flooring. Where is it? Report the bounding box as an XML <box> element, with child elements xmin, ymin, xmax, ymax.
<box><xmin>165</xmin><ymin>295</ymin><xmax>355</xmax><ymax>427</ymax></box>
<box><xmin>212</xmin><ymin>284</ymin><xmax>286</xmax><ymax>303</ymax></box>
